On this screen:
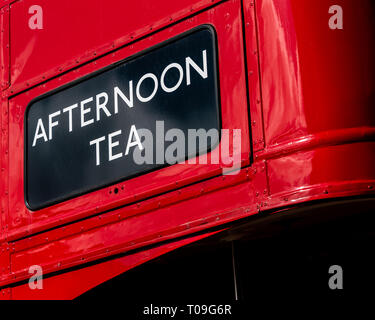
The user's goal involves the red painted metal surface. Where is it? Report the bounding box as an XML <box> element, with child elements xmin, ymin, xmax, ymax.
<box><xmin>0</xmin><ymin>95</ymin><xmax>8</xmax><ymax>243</ymax></box>
<box><xmin>0</xmin><ymin>5</ymin><xmax>9</xmax><ymax>90</ymax></box>
<box><xmin>11</xmin><ymin>231</ymin><xmax>221</xmax><ymax>300</ymax></box>
<box><xmin>6</xmin><ymin>0</ymin><xmax>250</xmax><ymax>240</ymax></box>
<box><xmin>253</xmin><ymin>0</ymin><xmax>375</xmax><ymax>146</ymax></box>
<box><xmin>0</xmin><ymin>0</ymin><xmax>374</xmax><ymax>299</ymax></box>
<box><xmin>9</xmin><ymin>0</ymin><xmax>225</xmax><ymax>94</ymax></box>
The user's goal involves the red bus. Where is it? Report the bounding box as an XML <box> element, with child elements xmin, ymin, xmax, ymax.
<box><xmin>0</xmin><ymin>0</ymin><xmax>374</xmax><ymax>301</ymax></box>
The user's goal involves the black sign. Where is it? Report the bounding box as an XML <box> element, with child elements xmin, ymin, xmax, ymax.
<box><xmin>25</xmin><ymin>26</ymin><xmax>220</xmax><ymax>210</ymax></box>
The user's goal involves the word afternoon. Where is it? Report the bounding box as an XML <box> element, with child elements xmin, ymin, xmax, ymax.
<box><xmin>31</xmin><ymin>50</ymin><xmax>209</xmax><ymax>166</ymax></box>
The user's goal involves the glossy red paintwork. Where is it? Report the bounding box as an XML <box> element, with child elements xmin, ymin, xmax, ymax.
<box><xmin>6</xmin><ymin>0</ymin><xmax>250</xmax><ymax>240</ymax></box>
<box><xmin>11</xmin><ymin>231</ymin><xmax>221</xmax><ymax>300</ymax></box>
<box><xmin>0</xmin><ymin>6</ymin><xmax>9</xmax><ymax>90</ymax></box>
<box><xmin>9</xmin><ymin>0</ymin><xmax>223</xmax><ymax>93</ymax></box>
<box><xmin>0</xmin><ymin>0</ymin><xmax>374</xmax><ymax>299</ymax></box>
<box><xmin>254</xmin><ymin>0</ymin><xmax>375</xmax><ymax>145</ymax></box>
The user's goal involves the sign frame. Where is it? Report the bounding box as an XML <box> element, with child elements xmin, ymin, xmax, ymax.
<box><xmin>24</xmin><ymin>24</ymin><xmax>221</xmax><ymax>211</ymax></box>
